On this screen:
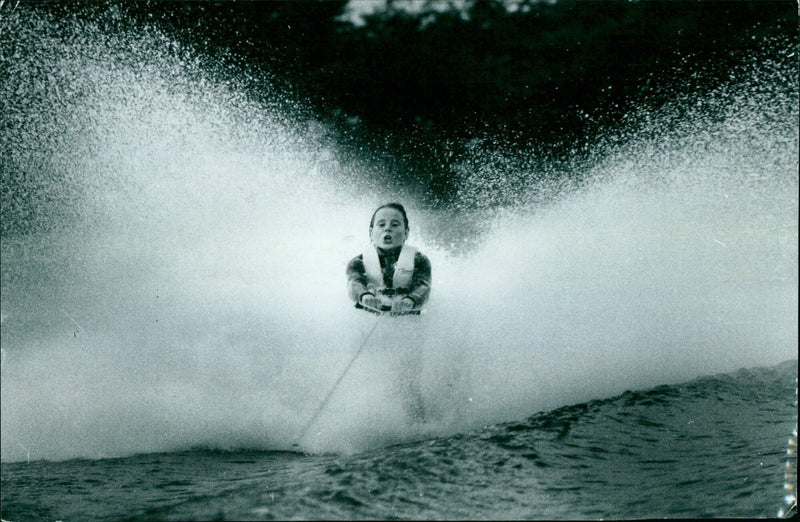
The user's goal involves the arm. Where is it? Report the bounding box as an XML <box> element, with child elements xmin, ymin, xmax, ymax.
<box><xmin>346</xmin><ymin>255</ymin><xmax>372</xmax><ymax>304</ymax></box>
<box><xmin>405</xmin><ymin>252</ymin><xmax>431</xmax><ymax>307</ymax></box>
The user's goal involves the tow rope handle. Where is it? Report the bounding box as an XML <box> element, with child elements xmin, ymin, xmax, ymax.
<box><xmin>355</xmin><ymin>302</ymin><xmax>421</xmax><ymax>316</ymax></box>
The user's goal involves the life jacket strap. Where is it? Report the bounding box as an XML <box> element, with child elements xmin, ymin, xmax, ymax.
<box><xmin>362</xmin><ymin>245</ymin><xmax>416</xmax><ymax>290</ymax></box>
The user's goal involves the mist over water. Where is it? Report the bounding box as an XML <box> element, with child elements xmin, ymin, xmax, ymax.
<box><xmin>1</xmin><ymin>6</ymin><xmax>796</xmax><ymax>463</ymax></box>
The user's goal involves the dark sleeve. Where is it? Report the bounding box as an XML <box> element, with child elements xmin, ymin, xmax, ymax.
<box><xmin>407</xmin><ymin>252</ymin><xmax>431</xmax><ymax>307</ymax></box>
<box><xmin>346</xmin><ymin>254</ymin><xmax>371</xmax><ymax>303</ymax></box>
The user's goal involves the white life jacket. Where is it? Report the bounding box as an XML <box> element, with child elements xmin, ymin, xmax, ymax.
<box><xmin>363</xmin><ymin>244</ymin><xmax>417</xmax><ymax>292</ymax></box>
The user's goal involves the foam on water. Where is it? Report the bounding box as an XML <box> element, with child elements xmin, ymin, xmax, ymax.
<box><xmin>1</xmin><ymin>5</ymin><xmax>797</xmax><ymax>462</ymax></box>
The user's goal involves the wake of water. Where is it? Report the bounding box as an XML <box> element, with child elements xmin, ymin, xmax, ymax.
<box><xmin>1</xmin><ymin>4</ymin><xmax>797</xmax><ymax>462</ymax></box>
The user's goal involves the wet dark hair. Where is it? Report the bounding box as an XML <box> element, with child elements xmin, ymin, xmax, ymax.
<box><xmin>369</xmin><ymin>202</ymin><xmax>409</xmax><ymax>230</ymax></box>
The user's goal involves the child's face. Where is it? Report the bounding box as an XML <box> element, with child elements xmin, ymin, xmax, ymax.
<box><xmin>370</xmin><ymin>207</ymin><xmax>408</xmax><ymax>249</ymax></box>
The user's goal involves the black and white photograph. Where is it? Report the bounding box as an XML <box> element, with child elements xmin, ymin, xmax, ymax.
<box><xmin>1</xmin><ymin>0</ymin><xmax>797</xmax><ymax>519</ymax></box>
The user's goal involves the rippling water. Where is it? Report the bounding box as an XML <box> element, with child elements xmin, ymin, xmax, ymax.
<box><xmin>1</xmin><ymin>361</ymin><xmax>796</xmax><ymax>520</ymax></box>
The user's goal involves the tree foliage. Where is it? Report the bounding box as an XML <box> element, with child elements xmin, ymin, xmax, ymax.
<box><xmin>27</xmin><ymin>0</ymin><xmax>799</xmax><ymax>202</ymax></box>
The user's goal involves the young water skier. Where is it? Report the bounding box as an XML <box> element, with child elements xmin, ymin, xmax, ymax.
<box><xmin>346</xmin><ymin>202</ymin><xmax>431</xmax><ymax>314</ymax></box>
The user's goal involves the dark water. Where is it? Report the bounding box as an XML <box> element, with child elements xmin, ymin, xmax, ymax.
<box><xmin>1</xmin><ymin>361</ymin><xmax>796</xmax><ymax>520</ymax></box>
<box><xmin>1</xmin><ymin>3</ymin><xmax>798</xmax><ymax>520</ymax></box>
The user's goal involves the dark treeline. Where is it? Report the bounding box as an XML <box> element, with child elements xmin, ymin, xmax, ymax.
<box><xmin>28</xmin><ymin>0</ymin><xmax>799</xmax><ymax>203</ymax></box>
